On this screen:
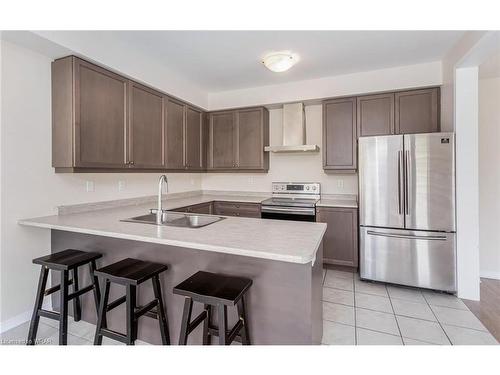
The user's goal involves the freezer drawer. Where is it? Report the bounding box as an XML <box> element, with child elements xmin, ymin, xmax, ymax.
<box><xmin>360</xmin><ymin>226</ymin><xmax>456</xmax><ymax>292</ymax></box>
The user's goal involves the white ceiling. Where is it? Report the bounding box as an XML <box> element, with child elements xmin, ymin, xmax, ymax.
<box><xmin>98</xmin><ymin>30</ymin><xmax>464</xmax><ymax>92</ymax></box>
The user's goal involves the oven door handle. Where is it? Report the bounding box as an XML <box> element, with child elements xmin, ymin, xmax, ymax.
<box><xmin>261</xmin><ymin>206</ymin><xmax>316</xmax><ymax>215</ymax></box>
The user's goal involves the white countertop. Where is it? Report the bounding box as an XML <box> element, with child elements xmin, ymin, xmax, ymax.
<box><xmin>19</xmin><ymin>194</ymin><xmax>327</xmax><ymax>265</ymax></box>
<box><xmin>316</xmin><ymin>198</ymin><xmax>358</xmax><ymax>209</ymax></box>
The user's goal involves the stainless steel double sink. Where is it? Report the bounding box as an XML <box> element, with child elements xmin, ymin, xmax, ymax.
<box><xmin>122</xmin><ymin>211</ymin><xmax>225</xmax><ymax>228</ymax></box>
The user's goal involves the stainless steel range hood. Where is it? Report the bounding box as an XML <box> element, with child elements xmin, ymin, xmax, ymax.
<box><xmin>264</xmin><ymin>103</ymin><xmax>319</xmax><ymax>153</ymax></box>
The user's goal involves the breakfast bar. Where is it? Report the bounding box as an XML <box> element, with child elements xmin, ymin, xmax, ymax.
<box><xmin>19</xmin><ymin>195</ymin><xmax>326</xmax><ymax>345</ymax></box>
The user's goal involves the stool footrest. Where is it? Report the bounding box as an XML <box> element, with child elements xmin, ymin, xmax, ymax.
<box><xmin>106</xmin><ymin>296</ymin><xmax>126</xmax><ymax>312</ymax></box>
<box><xmin>207</xmin><ymin>327</ymin><xmax>242</xmax><ymax>343</ymax></box>
<box><xmin>38</xmin><ymin>309</ymin><xmax>60</xmax><ymax>321</ymax></box>
<box><xmin>227</xmin><ymin>320</ymin><xmax>243</xmax><ymax>344</ymax></box>
<box><xmin>100</xmin><ymin>328</ymin><xmax>128</xmax><ymax>344</ymax></box>
<box><xmin>67</xmin><ymin>284</ymin><xmax>94</xmax><ymax>300</ymax></box>
<box><xmin>44</xmin><ymin>279</ymin><xmax>73</xmax><ymax>296</ymax></box>
<box><xmin>134</xmin><ymin>300</ymin><xmax>158</xmax><ymax>320</ymax></box>
<box><xmin>187</xmin><ymin>310</ymin><xmax>208</xmax><ymax>335</ymax></box>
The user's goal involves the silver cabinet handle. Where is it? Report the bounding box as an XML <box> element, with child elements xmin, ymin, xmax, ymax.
<box><xmin>366</xmin><ymin>230</ymin><xmax>447</xmax><ymax>241</ymax></box>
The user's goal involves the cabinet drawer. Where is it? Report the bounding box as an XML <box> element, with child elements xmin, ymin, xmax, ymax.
<box><xmin>213</xmin><ymin>201</ymin><xmax>261</xmax><ymax>218</ymax></box>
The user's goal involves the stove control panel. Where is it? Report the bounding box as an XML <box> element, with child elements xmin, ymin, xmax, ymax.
<box><xmin>272</xmin><ymin>182</ymin><xmax>320</xmax><ymax>195</ymax></box>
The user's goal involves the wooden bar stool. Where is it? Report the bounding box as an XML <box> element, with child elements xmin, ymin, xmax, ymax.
<box><xmin>27</xmin><ymin>249</ymin><xmax>102</xmax><ymax>345</ymax></box>
<box><xmin>93</xmin><ymin>258</ymin><xmax>170</xmax><ymax>345</ymax></box>
<box><xmin>174</xmin><ymin>271</ymin><xmax>252</xmax><ymax>345</ymax></box>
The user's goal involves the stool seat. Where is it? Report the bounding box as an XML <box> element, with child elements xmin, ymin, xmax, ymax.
<box><xmin>33</xmin><ymin>249</ymin><xmax>102</xmax><ymax>271</ymax></box>
<box><xmin>94</xmin><ymin>258</ymin><xmax>168</xmax><ymax>286</ymax></box>
<box><xmin>93</xmin><ymin>258</ymin><xmax>170</xmax><ymax>345</ymax></box>
<box><xmin>174</xmin><ymin>271</ymin><xmax>252</xmax><ymax>306</ymax></box>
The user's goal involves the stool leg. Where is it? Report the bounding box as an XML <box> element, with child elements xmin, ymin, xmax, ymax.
<box><xmin>152</xmin><ymin>275</ymin><xmax>170</xmax><ymax>345</ymax></box>
<box><xmin>88</xmin><ymin>260</ymin><xmax>101</xmax><ymax>318</ymax></box>
<box><xmin>27</xmin><ymin>266</ymin><xmax>49</xmax><ymax>345</ymax></box>
<box><xmin>59</xmin><ymin>270</ymin><xmax>69</xmax><ymax>345</ymax></box>
<box><xmin>94</xmin><ymin>279</ymin><xmax>110</xmax><ymax>345</ymax></box>
<box><xmin>217</xmin><ymin>304</ymin><xmax>228</xmax><ymax>345</ymax></box>
<box><xmin>126</xmin><ymin>285</ymin><xmax>137</xmax><ymax>345</ymax></box>
<box><xmin>71</xmin><ymin>268</ymin><xmax>81</xmax><ymax>322</ymax></box>
<box><xmin>237</xmin><ymin>296</ymin><xmax>250</xmax><ymax>345</ymax></box>
<box><xmin>178</xmin><ymin>297</ymin><xmax>193</xmax><ymax>345</ymax></box>
<box><xmin>202</xmin><ymin>304</ymin><xmax>212</xmax><ymax>345</ymax></box>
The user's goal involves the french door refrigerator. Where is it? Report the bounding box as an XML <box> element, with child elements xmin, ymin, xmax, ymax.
<box><xmin>359</xmin><ymin>133</ymin><xmax>456</xmax><ymax>292</ymax></box>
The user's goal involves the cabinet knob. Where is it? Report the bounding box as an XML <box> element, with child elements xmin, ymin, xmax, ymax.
<box><xmin>129</xmin><ymin>161</ymin><xmax>134</xmax><ymax>165</ymax></box>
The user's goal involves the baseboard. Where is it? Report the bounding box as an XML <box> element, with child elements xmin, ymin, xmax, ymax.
<box><xmin>0</xmin><ymin>300</ymin><xmax>52</xmax><ymax>334</ymax></box>
<box><xmin>480</xmin><ymin>270</ymin><xmax>500</xmax><ymax>280</ymax></box>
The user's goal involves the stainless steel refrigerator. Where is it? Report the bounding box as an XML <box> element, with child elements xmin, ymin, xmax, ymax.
<box><xmin>359</xmin><ymin>133</ymin><xmax>456</xmax><ymax>292</ymax></box>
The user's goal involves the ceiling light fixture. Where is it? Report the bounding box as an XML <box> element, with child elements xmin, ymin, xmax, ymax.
<box><xmin>262</xmin><ymin>51</ymin><xmax>299</xmax><ymax>73</ymax></box>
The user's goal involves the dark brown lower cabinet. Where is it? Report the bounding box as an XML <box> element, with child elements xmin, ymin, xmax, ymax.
<box><xmin>172</xmin><ymin>202</ymin><xmax>213</xmax><ymax>214</ymax></box>
<box><xmin>213</xmin><ymin>201</ymin><xmax>261</xmax><ymax>218</ymax></box>
<box><xmin>316</xmin><ymin>207</ymin><xmax>358</xmax><ymax>268</ymax></box>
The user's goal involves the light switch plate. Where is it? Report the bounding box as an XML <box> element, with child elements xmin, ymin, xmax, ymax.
<box><xmin>337</xmin><ymin>180</ymin><xmax>344</xmax><ymax>189</ymax></box>
<box><xmin>118</xmin><ymin>180</ymin><xmax>126</xmax><ymax>192</ymax></box>
<box><xmin>85</xmin><ymin>181</ymin><xmax>94</xmax><ymax>192</ymax></box>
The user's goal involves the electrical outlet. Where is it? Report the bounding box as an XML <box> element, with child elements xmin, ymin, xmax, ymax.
<box><xmin>118</xmin><ymin>180</ymin><xmax>126</xmax><ymax>192</ymax></box>
<box><xmin>85</xmin><ymin>181</ymin><xmax>94</xmax><ymax>192</ymax></box>
<box><xmin>248</xmin><ymin>177</ymin><xmax>254</xmax><ymax>184</ymax></box>
<box><xmin>337</xmin><ymin>179</ymin><xmax>344</xmax><ymax>189</ymax></box>
<box><xmin>190</xmin><ymin>178</ymin><xmax>195</xmax><ymax>186</ymax></box>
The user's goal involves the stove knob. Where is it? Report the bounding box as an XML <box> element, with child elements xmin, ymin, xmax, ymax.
<box><xmin>312</xmin><ymin>186</ymin><xmax>317</xmax><ymax>190</ymax></box>
<box><xmin>306</xmin><ymin>186</ymin><xmax>310</xmax><ymax>190</ymax></box>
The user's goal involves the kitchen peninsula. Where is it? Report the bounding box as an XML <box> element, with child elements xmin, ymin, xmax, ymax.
<box><xmin>19</xmin><ymin>192</ymin><xmax>326</xmax><ymax>345</ymax></box>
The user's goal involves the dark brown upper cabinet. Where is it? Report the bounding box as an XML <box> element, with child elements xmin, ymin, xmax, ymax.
<box><xmin>323</xmin><ymin>97</ymin><xmax>357</xmax><ymax>173</ymax></box>
<box><xmin>395</xmin><ymin>88</ymin><xmax>440</xmax><ymax>134</ymax></box>
<box><xmin>209</xmin><ymin>111</ymin><xmax>236</xmax><ymax>169</ymax></box>
<box><xmin>316</xmin><ymin>207</ymin><xmax>359</xmax><ymax>268</ymax></box>
<box><xmin>236</xmin><ymin>108</ymin><xmax>269</xmax><ymax>170</ymax></box>
<box><xmin>52</xmin><ymin>57</ymin><xmax>129</xmax><ymax>170</ymax></box>
<box><xmin>52</xmin><ymin>55</ymin><xmax>206</xmax><ymax>173</ymax></box>
<box><xmin>165</xmin><ymin>98</ymin><xmax>186</xmax><ymax>169</ymax></box>
<box><xmin>128</xmin><ymin>82</ymin><xmax>165</xmax><ymax>169</ymax></box>
<box><xmin>208</xmin><ymin>107</ymin><xmax>269</xmax><ymax>172</ymax></box>
<box><xmin>184</xmin><ymin>106</ymin><xmax>205</xmax><ymax>170</ymax></box>
<box><xmin>357</xmin><ymin>93</ymin><xmax>395</xmax><ymax>137</ymax></box>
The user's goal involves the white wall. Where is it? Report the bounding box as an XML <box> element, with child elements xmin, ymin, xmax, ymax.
<box><xmin>202</xmin><ymin>105</ymin><xmax>358</xmax><ymax>194</ymax></box>
<box><xmin>0</xmin><ymin>40</ymin><xmax>202</xmax><ymax>328</ymax></box>
<box><xmin>28</xmin><ymin>31</ymin><xmax>209</xmax><ymax>109</ymax></box>
<box><xmin>208</xmin><ymin>61</ymin><xmax>442</xmax><ymax>110</ymax></box>
<box><xmin>441</xmin><ymin>31</ymin><xmax>487</xmax><ymax>131</ymax></box>
<box><xmin>478</xmin><ymin>76</ymin><xmax>500</xmax><ymax>279</ymax></box>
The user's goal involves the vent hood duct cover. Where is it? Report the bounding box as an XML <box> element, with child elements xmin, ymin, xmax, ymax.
<box><xmin>264</xmin><ymin>103</ymin><xmax>319</xmax><ymax>152</ymax></box>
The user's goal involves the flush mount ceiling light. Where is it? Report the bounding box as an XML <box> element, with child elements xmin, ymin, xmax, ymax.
<box><xmin>262</xmin><ymin>51</ymin><xmax>299</xmax><ymax>73</ymax></box>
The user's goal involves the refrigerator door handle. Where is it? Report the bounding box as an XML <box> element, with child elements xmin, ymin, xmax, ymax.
<box><xmin>366</xmin><ymin>230</ymin><xmax>447</xmax><ymax>241</ymax></box>
<box><xmin>405</xmin><ymin>149</ymin><xmax>411</xmax><ymax>216</ymax></box>
<box><xmin>397</xmin><ymin>151</ymin><xmax>403</xmax><ymax>215</ymax></box>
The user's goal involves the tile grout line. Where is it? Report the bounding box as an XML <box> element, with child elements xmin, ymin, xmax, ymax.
<box><xmin>385</xmin><ymin>285</ymin><xmax>404</xmax><ymax>345</ymax></box>
<box><xmin>352</xmin><ymin>273</ymin><xmax>357</xmax><ymax>345</ymax></box>
<box><xmin>423</xmin><ymin>293</ymin><xmax>453</xmax><ymax>345</ymax></box>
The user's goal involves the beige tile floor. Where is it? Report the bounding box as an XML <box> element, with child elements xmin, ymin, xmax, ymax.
<box><xmin>1</xmin><ymin>268</ymin><xmax>498</xmax><ymax>345</ymax></box>
<box><xmin>321</xmin><ymin>268</ymin><xmax>499</xmax><ymax>345</ymax></box>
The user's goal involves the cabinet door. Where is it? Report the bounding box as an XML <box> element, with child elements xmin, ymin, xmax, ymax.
<box><xmin>316</xmin><ymin>207</ymin><xmax>358</xmax><ymax>267</ymax></box>
<box><xmin>395</xmin><ymin>88</ymin><xmax>439</xmax><ymax>134</ymax></box>
<box><xmin>357</xmin><ymin>93</ymin><xmax>395</xmax><ymax>137</ymax></box>
<box><xmin>323</xmin><ymin>98</ymin><xmax>357</xmax><ymax>172</ymax></box>
<box><xmin>236</xmin><ymin>108</ymin><xmax>264</xmax><ymax>169</ymax></box>
<box><xmin>210</xmin><ymin>112</ymin><xmax>236</xmax><ymax>169</ymax></box>
<box><xmin>185</xmin><ymin>106</ymin><xmax>203</xmax><ymax>170</ymax></box>
<box><xmin>74</xmin><ymin>59</ymin><xmax>128</xmax><ymax>168</ymax></box>
<box><xmin>128</xmin><ymin>82</ymin><xmax>164</xmax><ymax>168</ymax></box>
<box><xmin>165</xmin><ymin>98</ymin><xmax>185</xmax><ymax>169</ymax></box>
